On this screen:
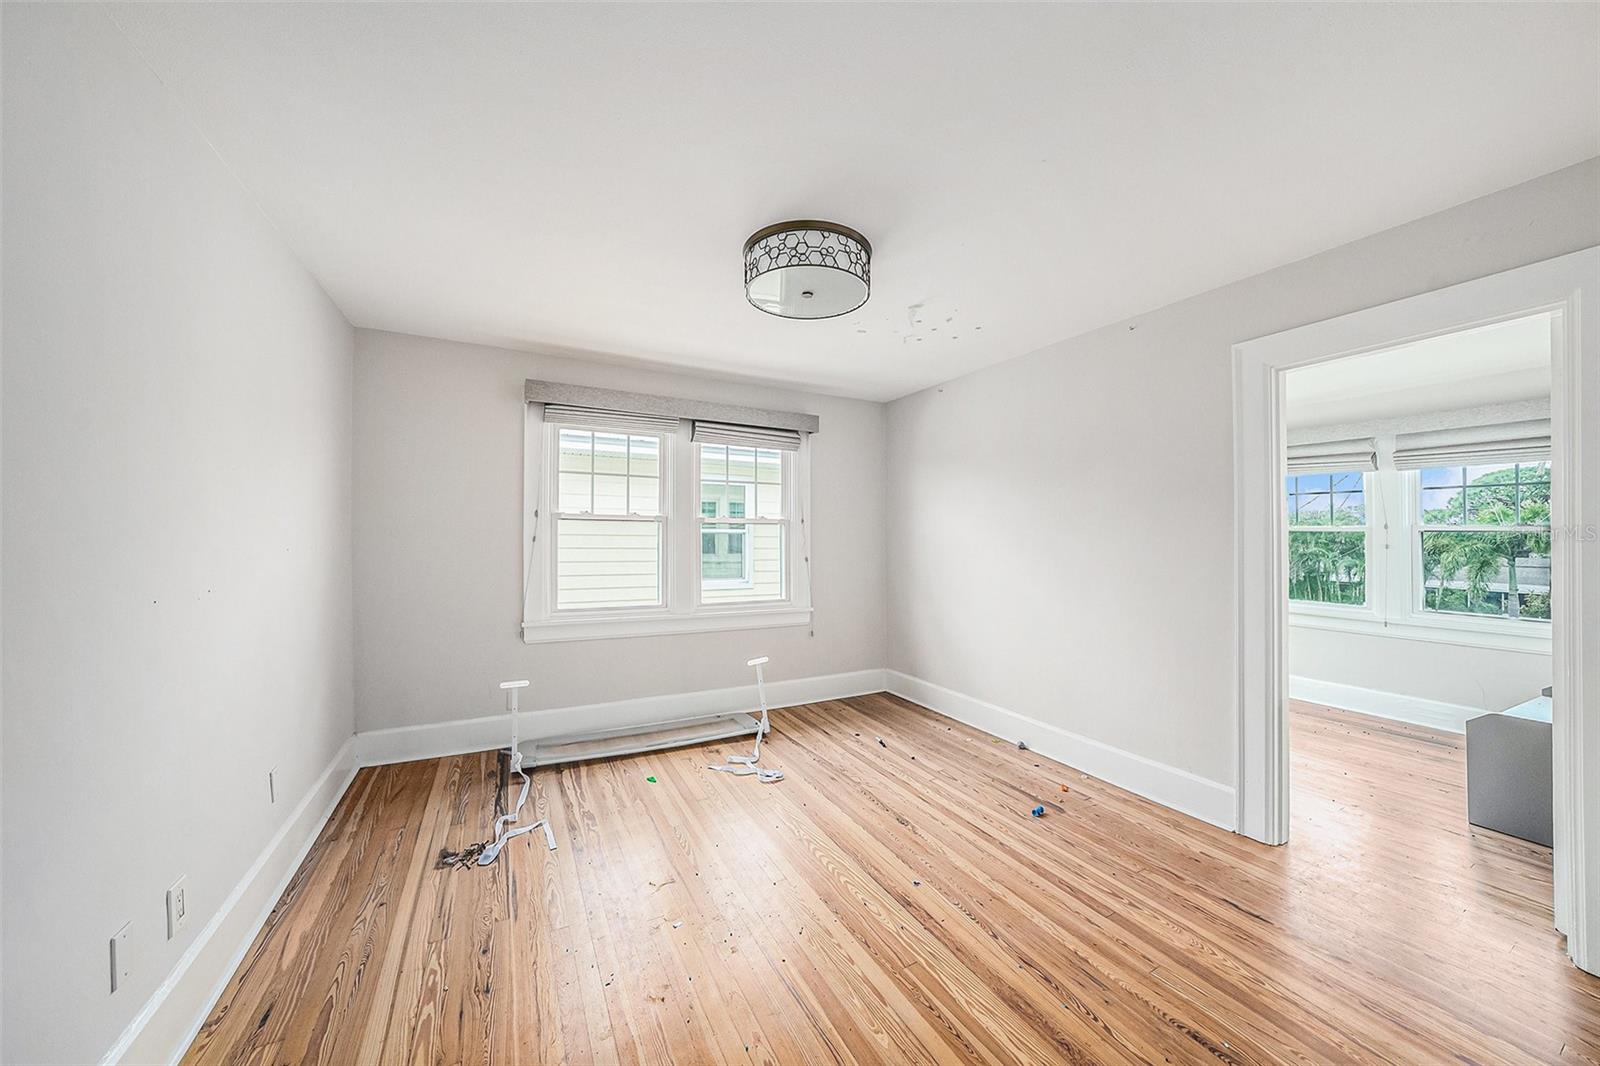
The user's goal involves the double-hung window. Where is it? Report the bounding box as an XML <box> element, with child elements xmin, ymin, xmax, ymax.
<box><xmin>523</xmin><ymin>386</ymin><xmax>814</xmax><ymax>642</ymax></box>
<box><xmin>1285</xmin><ymin>420</ymin><xmax>1554</xmax><ymax>652</ymax></box>
<box><xmin>1417</xmin><ymin>461</ymin><xmax>1551</xmax><ymax>621</ymax></box>
<box><xmin>1284</xmin><ymin>471</ymin><xmax>1368</xmax><ymax>607</ymax></box>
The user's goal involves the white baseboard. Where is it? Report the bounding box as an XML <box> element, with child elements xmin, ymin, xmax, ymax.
<box><xmin>104</xmin><ymin>738</ymin><xmax>358</xmax><ymax>1066</ymax></box>
<box><xmin>353</xmin><ymin>668</ymin><xmax>890</xmax><ymax>766</ymax></box>
<box><xmin>884</xmin><ymin>670</ymin><xmax>1236</xmax><ymax>832</ymax></box>
<box><xmin>1288</xmin><ymin>675</ymin><xmax>1478</xmax><ymax>734</ymax></box>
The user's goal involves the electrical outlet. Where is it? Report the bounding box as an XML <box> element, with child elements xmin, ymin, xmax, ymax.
<box><xmin>166</xmin><ymin>876</ymin><xmax>189</xmax><ymax>939</ymax></box>
<box><xmin>110</xmin><ymin>923</ymin><xmax>131</xmax><ymax>993</ymax></box>
<box><xmin>268</xmin><ymin>766</ymin><xmax>277</xmax><ymax>804</ymax></box>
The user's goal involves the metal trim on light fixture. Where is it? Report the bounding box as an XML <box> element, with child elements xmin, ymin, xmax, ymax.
<box><xmin>743</xmin><ymin>220</ymin><xmax>871</xmax><ymax>320</ymax></box>
<box><xmin>742</xmin><ymin>219</ymin><xmax>873</xmax><ymax>257</ymax></box>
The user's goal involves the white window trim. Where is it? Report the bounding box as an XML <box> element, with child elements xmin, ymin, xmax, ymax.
<box><xmin>1287</xmin><ymin>468</ymin><xmax>1552</xmax><ymax>655</ymax></box>
<box><xmin>520</xmin><ymin>410</ymin><xmax>812</xmax><ymax>643</ymax></box>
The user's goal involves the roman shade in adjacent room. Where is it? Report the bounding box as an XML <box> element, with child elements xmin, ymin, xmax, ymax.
<box><xmin>1392</xmin><ymin>419</ymin><xmax>1551</xmax><ymax>469</ymax></box>
<box><xmin>1286</xmin><ymin>438</ymin><xmax>1378</xmax><ymax>474</ymax></box>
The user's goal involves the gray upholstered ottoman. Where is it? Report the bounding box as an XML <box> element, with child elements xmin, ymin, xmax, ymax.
<box><xmin>1465</xmin><ymin>695</ymin><xmax>1553</xmax><ymax>847</ymax></box>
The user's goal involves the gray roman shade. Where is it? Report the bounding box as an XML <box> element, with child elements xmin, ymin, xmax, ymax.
<box><xmin>1286</xmin><ymin>438</ymin><xmax>1378</xmax><ymax>475</ymax></box>
<box><xmin>526</xmin><ymin>379</ymin><xmax>818</xmax><ymax>437</ymax></box>
<box><xmin>691</xmin><ymin>421</ymin><xmax>802</xmax><ymax>451</ymax></box>
<box><xmin>541</xmin><ymin>404</ymin><xmax>679</xmax><ymax>434</ymax></box>
<box><xmin>1392</xmin><ymin>419</ymin><xmax>1550</xmax><ymax>470</ymax></box>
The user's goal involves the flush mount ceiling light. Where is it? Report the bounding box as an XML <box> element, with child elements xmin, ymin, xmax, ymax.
<box><xmin>743</xmin><ymin>220</ymin><xmax>871</xmax><ymax>320</ymax></box>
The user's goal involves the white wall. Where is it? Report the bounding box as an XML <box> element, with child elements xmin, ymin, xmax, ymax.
<box><xmin>1</xmin><ymin>8</ymin><xmax>355</xmax><ymax>1065</ymax></box>
<box><xmin>887</xmin><ymin>158</ymin><xmax>1600</xmax><ymax>792</ymax></box>
<box><xmin>353</xmin><ymin>329</ymin><xmax>887</xmax><ymax>733</ymax></box>
<box><xmin>1288</xmin><ymin>625</ymin><xmax>1550</xmax><ymax>722</ymax></box>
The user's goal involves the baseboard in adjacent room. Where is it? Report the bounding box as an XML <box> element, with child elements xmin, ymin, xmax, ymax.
<box><xmin>104</xmin><ymin>739</ymin><xmax>358</xmax><ymax>1066</ymax></box>
<box><xmin>353</xmin><ymin>668</ymin><xmax>890</xmax><ymax>767</ymax></box>
<box><xmin>884</xmin><ymin>670</ymin><xmax>1237</xmax><ymax>832</ymax></box>
<box><xmin>1288</xmin><ymin>675</ymin><xmax>1480</xmax><ymax>734</ymax></box>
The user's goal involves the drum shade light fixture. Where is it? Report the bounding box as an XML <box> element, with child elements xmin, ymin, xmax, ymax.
<box><xmin>743</xmin><ymin>220</ymin><xmax>871</xmax><ymax>320</ymax></box>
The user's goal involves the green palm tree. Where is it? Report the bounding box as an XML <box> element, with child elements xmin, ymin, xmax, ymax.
<box><xmin>1422</xmin><ymin>486</ymin><xmax>1551</xmax><ymax>618</ymax></box>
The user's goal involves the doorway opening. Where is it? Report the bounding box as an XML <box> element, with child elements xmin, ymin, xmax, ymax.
<box><xmin>1231</xmin><ymin>248</ymin><xmax>1597</xmax><ymax>975</ymax></box>
<box><xmin>1280</xmin><ymin>315</ymin><xmax>1562</xmax><ymax>989</ymax></box>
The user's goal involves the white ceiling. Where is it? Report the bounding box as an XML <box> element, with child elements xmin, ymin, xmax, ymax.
<box><xmin>1285</xmin><ymin>314</ymin><xmax>1552</xmax><ymax>428</ymax></box>
<box><xmin>110</xmin><ymin>3</ymin><xmax>1599</xmax><ymax>401</ymax></box>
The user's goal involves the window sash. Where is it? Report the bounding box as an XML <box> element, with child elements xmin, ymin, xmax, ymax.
<box><xmin>694</xmin><ymin>442</ymin><xmax>792</xmax><ymax>605</ymax></box>
<box><xmin>1411</xmin><ymin>467</ymin><xmax>1551</xmax><ymax>625</ymax></box>
<box><xmin>554</xmin><ymin>428</ymin><xmax>665</xmax><ymax>517</ymax></box>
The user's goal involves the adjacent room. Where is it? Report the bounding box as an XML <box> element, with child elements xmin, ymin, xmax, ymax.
<box><xmin>3</xmin><ymin>4</ymin><xmax>1599</xmax><ymax>1064</ymax></box>
<box><xmin>1279</xmin><ymin>316</ymin><xmax>1566</xmax><ymax>1015</ymax></box>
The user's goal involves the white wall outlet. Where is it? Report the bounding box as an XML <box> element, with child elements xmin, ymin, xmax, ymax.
<box><xmin>268</xmin><ymin>766</ymin><xmax>277</xmax><ymax>804</ymax></box>
<box><xmin>110</xmin><ymin>923</ymin><xmax>132</xmax><ymax>993</ymax></box>
<box><xmin>166</xmin><ymin>876</ymin><xmax>189</xmax><ymax>939</ymax></box>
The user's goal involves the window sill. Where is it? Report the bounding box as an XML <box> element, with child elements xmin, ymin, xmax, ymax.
<box><xmin>522</xmin><ymin>606</ymin><xmax>811</xmax><ymax>644</ymax></box>
<box><xmin>1288</xmin><ymin>607</ymin><xmax>1551</xmax><ymax>654</ymax></box>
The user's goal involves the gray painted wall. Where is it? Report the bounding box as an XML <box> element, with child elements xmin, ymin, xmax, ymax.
<box><xmin>352</xmin><ymin>329</ymin><xmax>888</xmax><ymax>732</ymax></box>
<box><xmin>1</xmin><ymin>8</ymin><xmax>355</xmax><ymax>1064</ymax></box>
<box><xmin>886</xmin><ymin>158</ymin><xmax>1600</xmax><ymax>787</ymax></box>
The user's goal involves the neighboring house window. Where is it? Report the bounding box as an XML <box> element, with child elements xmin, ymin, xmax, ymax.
<box><xmin>1285</xmin><ymin>471</ymin><xmax>1367</xmax><ymax>606</ymax></box>
<box><xmin>1417</xmin><ymin>462</ymin><xmax>1551</xmax><ymax>621</ymax></box>
<box><xmin>553</xmin><ymin>428</ymin><xmax>664</xmax><ymax>610</ymax></box>
<box><xmin>697</xmin><ymin>443</ymin><xmax>787</xmax><ymax>603</ymax></box>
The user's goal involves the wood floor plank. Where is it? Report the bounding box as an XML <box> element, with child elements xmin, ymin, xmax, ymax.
<box><xmin>182</xmin><ymin>695</ymin><xmax>1600</xmax><ymax>1065</ymax></box>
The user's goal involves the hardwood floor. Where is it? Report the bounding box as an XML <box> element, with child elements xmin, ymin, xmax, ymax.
<box><xmin>182</xmin><ymin>695</ymin><xmax>1600</xmax><ymax>1065</ymax></box>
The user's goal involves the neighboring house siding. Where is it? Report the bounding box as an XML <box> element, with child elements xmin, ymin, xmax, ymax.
<box><xmin>702</xmin><ymin>523</ymin><xmax>785</xmax><ymax>603</ymax></box>
<box><xmin>556</xmin><ymin>519</ymin><xmax>661</xmax><ymax>607</ymax></box>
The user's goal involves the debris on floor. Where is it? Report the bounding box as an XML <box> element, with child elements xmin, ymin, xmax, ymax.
<box><xmin>1060</xmin><ymin>784</ymin><xmax>1070</xmax><ymax>794</ymax></box>
<box><xmin>1030</xmin><ymin>805</ymin><xmax>1046</xmax><ymax>818</ymax></box>
<box><xmin>876</xmin><ymin>737</ymin><xmax>887</xmax><ymax>748</ymax></box>
<box><xmin>436</xmin><ymin>842</ymin><xmax>488</xmax><ymax>870</ymax></box>
<box><xmin>646</xmin><ymin>775</ymin><xmax>657</xmax><ymax>783</ymax></box>
<box><xmin>671</xmin><ymin>920</ymin><xmax>684</xmax><ymax>929</ymax></box>
<box><xmin>1017</xmin><ymin>740</ymin><xmax>1029</xmax><ymax>751</ymax></box>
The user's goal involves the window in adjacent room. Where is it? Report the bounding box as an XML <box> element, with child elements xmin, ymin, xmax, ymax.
<box><xmin>697</xmin><ymin>443</ymin><xmax>787</xmax><ymax>603</ymax></box>
<box><xmin>1284</xmin><ymin>471</ymin><xmax>1368</xmax><ymax>606</ymax></box>
<box><xmin>553</xmin><ymin>428</ymin><xmax>665</xmax><ymax>610</ymax></box>
<box><xmin>1418</xmin><ymin>461</ymin><xmax>1551</xmax><ymax>620</ymax></box>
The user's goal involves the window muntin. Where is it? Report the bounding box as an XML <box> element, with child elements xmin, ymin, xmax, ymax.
<box><xmin>553</xmin><ymin>429</ymin><xmax>665</xmax><ymax>610</ymax></box>
<box><xmin>1417</xmin><ymin>462</ymin><xmax>1551</xmax><ymax>621</ymax></box>
<box><xmin>698</xmin><ymin>443</ymin><xmax>787</xmax><ymax>602</ymax></box>
<box><xmin>1285</xmin><ymin>472</ymin><xmax>1368</xmax><ymax>607</ymax></box>
<box><xmin>557</xmin><ymin>429</ymin><xmax>660</xmax><ymax>515</ymax></box>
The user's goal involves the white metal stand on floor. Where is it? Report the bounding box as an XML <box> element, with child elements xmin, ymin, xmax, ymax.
<box><xmin>522</xmin><ymin>657</ymin><xmax>775</xmax><ymax>774</ymax></box>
